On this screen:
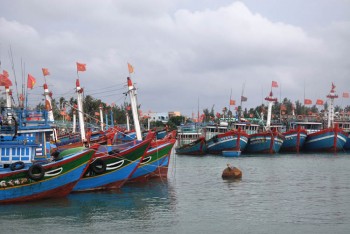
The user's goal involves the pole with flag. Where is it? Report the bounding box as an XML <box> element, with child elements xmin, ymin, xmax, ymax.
<box><xmin>127</xmin><ymin>63</ymin><xmax>134</xmax><ymax>76</ymax></box>
<box><xmin>75</xmin><ymin>62</ymin><xmax>87</xmax><ymax>143</ymax></box>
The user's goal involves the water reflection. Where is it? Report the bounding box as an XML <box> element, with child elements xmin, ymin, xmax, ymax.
<box><xmin>0</xmin><ymin>180</ymin><xmax>178</xmax><ymax>233</ymax></box>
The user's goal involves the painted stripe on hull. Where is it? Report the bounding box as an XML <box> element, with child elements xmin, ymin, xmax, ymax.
<box><xmin>304</xmin><ymin>132</ymin><xmax>347</xmax><ymax>151</ymax></box>
<box><xmin>0</xmin><ymin>150</ymin><xmax>93</xmax><ymax>203</ymax></box>
<box><xmin>73</xmin><ymin>159</ymin><xmax>141</xmax><ymax>191</ymax></box>
<box><xmin>207</xmin><ymin>136</ymin><xmax>248</xmax><ymax>154</ymax></box>
<box><xmin>245</xmin><ymin>135</ymin><xmax>284</xmax><ymax>154</ymax></box>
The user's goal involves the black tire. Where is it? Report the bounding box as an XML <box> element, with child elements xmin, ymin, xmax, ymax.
<box><xmin>52</xmin><ymin>151</ymin><xmax>63</xmax><ymax>161</ymax></box>
<box><xmin>28</xmin><ymin>164</ymin><xmax>45</xmax><ymax>181</ymax></box>
<box><xmin>91</xmin><ymin>158</ymin><xmax>107</xmax><ymax>174</ymax></box>
<box><xmin>10</xmin><ymin>161</ymin><xmax>25</xmax><ymax>171</ymax></box>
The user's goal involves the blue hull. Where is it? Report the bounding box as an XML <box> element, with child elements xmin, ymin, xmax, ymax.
<box><xmin>245</xmin><ymin>133</ymin><xmax>284</xmax><ymax>154</ymax></box>
<box><xmin>281</xmin><ymin>132</ymin><xmax>307</xmax><ymax>153</ymax></box>
<box><xmin>130</xmin><ymin>156</ymin><xmax>168</xmax><ymax>180</ymax></box>
<box><xmin>176</xmin><ymin>138</ymin><xmax>206</xmax><ymax>155</ymax></box>
<box><xmin>2</xmin><ymin>163</ymin><xmax>87</xmax><ymax>200</ymax></box>
<box><xmin>303</xmin><ymin>128</ymin><xmax>348</xmax><ymax>152</ymax></box>
<box><xmin>73</xmin><ymin>159</ymin><xmax>141</xmax><ymax>191</ymax></box>
<box><xmin>343</xmin><ymin>136</ymin><xmax>350</xmax><ymax>151</ymax></box>
<box><xmin>0</xmin><ymin>149</ymin><xmax>93</xmax><ymax>203</ymax></box>
<box><xmin>206</xmin><ymin>135</ymin><xmax>248</xmax><ymax>154</ymax></box>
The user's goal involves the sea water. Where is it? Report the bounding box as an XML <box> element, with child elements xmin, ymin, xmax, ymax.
<box><xmin>1</xmin><ymin>152</ymin><xmax>350</xmax><ymax>234</ymax></box>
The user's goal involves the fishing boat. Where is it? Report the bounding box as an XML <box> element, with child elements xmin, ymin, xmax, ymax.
<box><xmin>175</xmin><ymin>124</ymin><xmax>206</xmax><ymax>155</ymax></box>
<box><xmin>128</xmin><ymin>130</ymin><xmax>176</xmax><ymax>183</ymax></box>
<box><xmin>73</xmin><ymin>77</ymin><xmax>153</xmax><ymax>191</ymax></box>
<box><xmin>334</xmin><ymin>113</ymin><xmax>350</xmax><ymax>151</ymax></box>
<box><xmin>72</xmin><ymin>137</ymin><xmax>152</xmax><ymax>191</ymax></box>
<box><xmin>244</xmin><ymin>91</ymin><xmax>284</xmax><ymax>154</ymax></box>
<box><xmin>280</xmin><ymin>125</ymin><xmax>307</xmax><ymax>153</ymax></box>
<box><xmin>0</xmin><ymin>107</ymin><xmax>94</xmax><ymax>203</ymax></box>
<box><xmin>303</xmin><ymin>84</ymin><xmax>348</xmax><ymax>152</ymax></box>
<box><xmin>206</xmin><ymin>129</ymin><xmax>249</xmax><ymax>154</ymax></box>
<box><xmin>222</xmin><ymin>150</ymin><xmax>241</xmax><ymax>157</ymax></box>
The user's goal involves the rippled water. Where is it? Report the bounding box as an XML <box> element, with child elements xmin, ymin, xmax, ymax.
<box><xmin>1</xmin><ymin>152</ymin><xmax>350</xmax><ymax>234</ymax></box>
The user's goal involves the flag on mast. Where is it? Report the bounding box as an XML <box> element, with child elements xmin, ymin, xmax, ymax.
<box><xmin>42</xmin><ymin>68</ymin><xmax>50</xmax><ymax>76</ymax></box>
<box><xmin>27</xmin><ymin>74</ymin><xmax>36</xmax><ymax>89</ymax></box>
<box><xmin>316</xmin><ymin>99</ymin><xmax>324</xmax><ymax>105</ymax></box>
<box><xmin>128</xmin><ymin>63</ymin><xmax>134</xmax><ymax>74</ymax></box>
<box><xmin>272</xmin><ymin>81</ymin><xmax>278</xmax><ymax>88</ymax></box>
<box><xmin>304</xmin><ymin>99</ymin><xmax>312</xmax><ymax>105</ymax></box>
<box><xmin>76</xmin><ymin>62</ymin><xmax>86</xmax><ymax>72</ymax></box>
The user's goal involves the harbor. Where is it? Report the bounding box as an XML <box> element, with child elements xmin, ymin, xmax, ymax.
<box><xmin>1</xmin><ymin>152</ymin><xmax>350</xmax><ymax>234</ymax></box>
<box><xmin>1</xmin><ymin>1</ymin><xmax>350</xmax><ymax>233</ymax></box>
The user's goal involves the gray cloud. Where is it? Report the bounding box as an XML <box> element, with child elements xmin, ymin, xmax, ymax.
<box><xmin>0</xmin><ymin>0</ymin><xmax>349</xmax><ymax>116</ymax></box>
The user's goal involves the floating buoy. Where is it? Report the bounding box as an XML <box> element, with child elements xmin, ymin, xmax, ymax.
<box><xmin>222</xmin><ymin>164</ymin><xmax>242</xmax><ymax>179</ymax></box>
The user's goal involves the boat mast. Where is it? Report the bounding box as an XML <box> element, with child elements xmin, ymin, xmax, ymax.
<box><xmin>265</xmin><ymin>91</ymin><xmax>277</xmax><ymax>130</ymax></box>
<box><xmin>72</xmin><ymin>106</ymin><xmax>77</xmax><ymax>133</ymax></box>
<box><xmin>327</xmin><ymin>83</ymin><xmax>338</xmax><ymax>128</ymax></box>
<box><xmin>127</xmin><ymin>77</ymin><xmax>142</xmax><ymax>141</ymax></box>
<box><xmin>76</xmin><ymin>79</ymin><xmax>86</xmax><ymax>142</ymax></box>
<box><xmin>43</xmin><ymin>83</ymin><xmax>54</xmax><ymax>122</ymax></box>
<box><xmin>5</xmin><ymin>86</ymin><xmax>13</xmax><ymax>124</ymax></box>
<box><xmin>99</xmin><ymin>104</ymin><xmax>104</xmax><ymax>131</ymax></box>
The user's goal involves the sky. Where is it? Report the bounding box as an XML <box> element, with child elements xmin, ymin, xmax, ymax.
<box><xmin>0</xmin><ymin>0</ymin><xmax>349</xmax><ymax>117</ymax></box>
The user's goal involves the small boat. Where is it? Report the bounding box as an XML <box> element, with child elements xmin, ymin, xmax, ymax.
<box><xmin>222</xmin><ymin>150</ymin><xmax>241</xmax><ymax>157</ymax></box>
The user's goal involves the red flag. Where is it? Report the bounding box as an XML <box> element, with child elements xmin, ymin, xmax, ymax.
<box><xmin>229</xmin><ymin>99</ymin><xmax>235</xmax><ymax>105</ymax></box>
<box><xmin>27</xmin><ymin>74</ymin><xmax>36</xmax><ymax>89</ymax></box>
<box><xmin>0</xmin><ymin>74</ymin><xmax>12</xmax><ymax>87</ymax></box>
<box><xmin>3</xmin><ymin>70</ymin><xmax>9</xmax><ymax>77</ymax></box>
<box><xmin>343</xmin><ymin>92</ymin><xmax>349</xmax><ymax>98</ymax></box>
<box><xmin>216</xmin><ymin>112</ymin><xmax>221</xmax><ymax>118</ymax></box>
<box><xmin>42</xmin><ymin>68</ymin><xmax>50</xmax><ymax>76</ymax></box>
<box><xmin>127</xmin><ymin>63</ymin><xmax>134</xmax><ymax>74</ymax></box>
<box><xmin>304</xmin><ymin>99</ymin><xmax>312</xmax><ymax>105</ymax></box>
<box><xmin>316</xmin><ymin>99</ymin><xmax>324</xmax><ymax>105</ymax></box>
<box><xmin>76</xmin><ymin>62</ymin><xmax>86</xmax><ymax>72</ymax></box>
<box><xmin>126</xmin><ymin>106</ymin><xmax>131</xmax><ymax>111</ymax></box>
<box><xmin>272</xmin><ymin>81</ymin><xmax>278</xmax><ymax>88</ymax></box>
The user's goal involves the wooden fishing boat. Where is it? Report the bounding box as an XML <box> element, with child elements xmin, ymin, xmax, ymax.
<box><xmin>175</xmin><ymin>124</ymin><xmax>206</xmax><ymax>155</ymax></box>
<box><xmin>303</xmin><ymin>84</ymin><xmax>348</xmax><ymax>153</ymax></box>
<box><xmin>0</xmin><ymin>108</ymin><xmax>94</xmax><ymax>203</ymax></box>
<box><xmin>128</xmin><ymin>131</ymin><xmax>176</xmax><ymax>183</ymax></box>
<box><xmin>72</xmin><ymin>138</ymin><xmax>152</xmax><ymax>191</ymax></box>
<box><xmin>244</xmin><ymin>91</ymin><xmax>284</xmax><ymax>154</ymax></box>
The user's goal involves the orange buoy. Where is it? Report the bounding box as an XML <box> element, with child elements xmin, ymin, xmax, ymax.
<box><xmin>222</xmin><ymin>164</ymin><xmax>242</xmax><ymax>179</ymax></box>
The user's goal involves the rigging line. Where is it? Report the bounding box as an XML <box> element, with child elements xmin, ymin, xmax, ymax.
<box><xmin>86</xmin><ymin>84</ymin><xmax>126</xmax><ymax>93</ymax></box>
<box><xmin>8</xmin><ymin>46</ymin><xmax>19</xmax><ymax>105</ymax></box>
<box><xmin>85</xmin><ymin>89</ymin><xmax>122</xmax><ymax>96</ymax></box>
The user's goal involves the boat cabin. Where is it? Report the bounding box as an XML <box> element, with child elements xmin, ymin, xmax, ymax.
<box><xmin>0</xmin><ymin>109</ymin><xmax>56</xmax><ymax>168</ymax></box>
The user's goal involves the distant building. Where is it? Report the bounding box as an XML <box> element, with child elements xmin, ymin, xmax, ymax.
<box><xmin>168</xmin><ymin>111</ymin><xmax>181</xmax><ymax>117</ymax></box>
<box><xmin>148</xmin><ymin>112</ymin><xmax>169</xmax><ymax>123</ymax></box>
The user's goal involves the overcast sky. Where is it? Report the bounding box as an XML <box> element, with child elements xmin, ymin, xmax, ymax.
<box><xmin>1</xmin><ymin>0</ymin><xmax>349</xmax><ymax>116</ymax></box>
